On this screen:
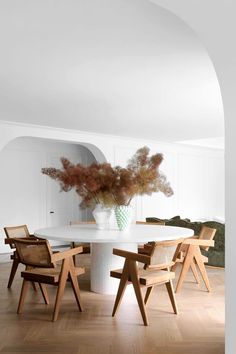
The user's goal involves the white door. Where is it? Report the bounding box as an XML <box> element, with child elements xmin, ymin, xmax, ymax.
<box><xmin>46</xmin><ymin>155</ymin><xmax>82</xmax><ymax>245</ymax></box>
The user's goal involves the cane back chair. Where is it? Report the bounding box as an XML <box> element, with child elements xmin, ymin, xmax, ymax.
<box><xmin>13</xmin><ymin>238</ymin><xmax>85</xmax><ymax>321</ymax></box>
<box><xmin>110</xmin><ymin>238</ymin><xmax>183</xmax><ymax>326</ymax></box>
<box><xmin>173</xmin><ymin>226</ymin><xmax>216</xmax><ymax>292</ymax></box>
<box><xmin>4</xmin><ymin>225</ymin><xmax>33</xmax><ymax>288</ymax></box>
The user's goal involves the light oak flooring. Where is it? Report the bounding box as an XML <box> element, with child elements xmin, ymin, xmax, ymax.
<box><xmin>0</xmin><ymin>253</ymin><xmax>225</xmax><ymax>354</ymax></box>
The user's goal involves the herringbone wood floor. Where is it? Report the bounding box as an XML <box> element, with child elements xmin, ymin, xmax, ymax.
<box><xmin>0</xmin><ymin>253</ymin><xmax>224</xmax><ymax>354</ymax></box>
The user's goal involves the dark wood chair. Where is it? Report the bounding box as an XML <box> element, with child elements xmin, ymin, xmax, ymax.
<box><xmin>13</xmin><ymin>238</ymin><xmax>85</xmax><ymax>321</ymax></box>
<box><xmin>110</xmin><ymin>238</ymin><xmax>183</xmax><ymax>326</ymax></box>
<box><xmin>173</xmin><ymin>226</ymin><xmax>216</xmax><ymax>292</ymax></box>
<box><xmin>4</xmin><ymin>225</ymin><xmax>34</xmax><ymax>288</ymax></box>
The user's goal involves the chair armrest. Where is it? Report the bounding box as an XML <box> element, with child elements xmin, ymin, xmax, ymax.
<box><xmin>5</xmin><ymin>235</ymin><xmax>38</xmax><ymax>245</ymax></box>
<box><xmin>113</xmin><ymin>248</ymin><xmax>151</xmax><ymax>265</ymax></box>
<box><xmin>29</xmin><ymin>234</ymin><xmax>38</xmax><ymax>238</ymax></box>
<box><xmin>4</xmin><ymin>237</ymin><xmax>32</xmax><ymax>245</ymax></box>
<box><xmin>5</xmin><ymin>238</ymin><xmax>14</xmax><ymax>245</ymax></box>
<box><xmin>51</xmin><ymin>246</ymin><xmax>83</xmax><ymax>262</ymax></box>
<box><xmin>183</xmin><ymin>239</ymin><xmax>214</xmax><ymax>247</ymax></box>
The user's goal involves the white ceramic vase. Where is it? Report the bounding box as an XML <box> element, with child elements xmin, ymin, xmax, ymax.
<box><xmin>92</xmin><ymin>204</ymin><xmax>112</xmax><ymax>230</ymax></box>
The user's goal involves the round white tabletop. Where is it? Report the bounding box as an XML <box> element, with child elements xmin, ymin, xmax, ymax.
<box><xmin>34</xmin><ymin>224</ymin><xmax>194</xmax><ymax>294</ymax></box>
<box><xmin>34</xmin><ymin>224</ymin><xmax>193</xmax><ymax>243</ymax></box>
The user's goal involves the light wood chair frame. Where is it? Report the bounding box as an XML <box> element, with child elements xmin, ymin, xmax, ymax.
<box><xmin>13</xmin><ymin>238</ymin><xmax>85</xmax><ymax>322</ymax></box>
<box><xmin>136</xmin><ymin>221</ymin><xmax>165</xmax><ymax>226</ymax></box>
<box><xmin>173</xmin><ymin>226</ymin><xmax>216</xmax><ymax>292</ymax></box>
<box><xmin>4</xmin><ymin>225</ymin><xmax>35</xmax><ymax>288</ymax></box>
<box><xmin>110</xmin><ymin>239</ymin><xmax>183</xmax><ymax>326</ymax></box>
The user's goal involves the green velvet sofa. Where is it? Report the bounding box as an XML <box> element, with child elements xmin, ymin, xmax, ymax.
<box><xmin>146</xmin><ymin>216</ymin><xmax>225</xmax><ymax>268</ymax></box>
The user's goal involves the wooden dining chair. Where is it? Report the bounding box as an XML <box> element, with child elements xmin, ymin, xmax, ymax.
<box><xmin>70</xmin><ymin>221</ymin><xmax>95</xmax><ymax>264</ymax></box>
<box><xmin>13</xmin><ymin>238</ymin><xmax>85</xmax><ymax>321</ymax></box>
<box><xmin>136</xmin><ymin>221</ymin><xmax>165</xmax><ymax>255</ymax></box>
<box><xmin>136</xmin><ymin>221</ymin><xmax>165</xmax><ymax>225</ymax></box>
<box><xmin>4</xmin><ymin>225</ymin><xmax>34</xmax><ymax>288</ymax></box>
<box><xmin>110</xmin><ymin>238</ymin><xmax>183</xmax><ymax>326</ymax></box>
<box><xmin>173</xmin><ymin>226</ymin><xmax>216</xmax><ymax>292</ymax></box>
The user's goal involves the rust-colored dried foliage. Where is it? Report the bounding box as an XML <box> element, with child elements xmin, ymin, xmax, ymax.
<box><xmin>42</xmin><ymin>146</ymin><xmax>173</xmax><ymax>208</ymax></box>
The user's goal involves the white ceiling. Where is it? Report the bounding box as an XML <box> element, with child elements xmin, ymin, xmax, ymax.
<box><xmin>0</xmin><ymin>0</ymin><xmax>224</xmax><ymax>143</ymax></box>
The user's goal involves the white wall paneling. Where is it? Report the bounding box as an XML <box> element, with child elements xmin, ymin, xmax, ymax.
<box><xmin>0</xmin><ymin>136</ymin><xmax>96</xmax><ymax>252</ymax></box>
<box><xmin>0</xmin><ymin>122</ymin><xmax>224</xmax><ymax>253</ymax></box>
<box><xmin>177</xmin><ymin>152</ymin><xmax>224</xmax><ymax>221</ymax></box>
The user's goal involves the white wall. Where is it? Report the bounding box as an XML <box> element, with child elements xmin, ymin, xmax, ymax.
<box><xmin>0</xmin><ymin>123</ymin><xmax>224</xmax><ymax>253</ymax></box>
<box><xmin>149</xmin><ymin>1</ymin><xmax>234</xmax><ymax>351</ymax></box>
<box><xmin>0</xmin><ymin>137</ymin><xmax>95</xmax><ymax>253</ymax></box>
<box><xmin>113</xmin><ymin>144</ymin><xmax>224</xmax><ymax>222</ymax></box>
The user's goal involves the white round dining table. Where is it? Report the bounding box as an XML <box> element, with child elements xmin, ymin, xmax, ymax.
<box><xmin>34</xmin><ymin>224</ymin><xmax>194</xmax><ymax>294</ymax></box>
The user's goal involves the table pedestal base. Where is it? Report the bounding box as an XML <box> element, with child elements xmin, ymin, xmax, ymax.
<box><xmin>90</xmin><ymin>242</ymin><xmax>137</xmax><ymax>294</ymax></box>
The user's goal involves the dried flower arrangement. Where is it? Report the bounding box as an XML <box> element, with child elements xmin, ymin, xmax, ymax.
<box><xmin>42</xmin><ymin>146</ymin><xmax>173</xmax><ymax>208</ymax></box>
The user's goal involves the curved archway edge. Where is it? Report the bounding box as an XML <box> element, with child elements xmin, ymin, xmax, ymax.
<box><xmin>0</xmin><ymin>121</ymin><xmax>111</xmax><ymax>164</ymax></box>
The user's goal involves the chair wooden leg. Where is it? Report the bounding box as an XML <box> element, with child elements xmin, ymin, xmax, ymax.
<box><xmin>171</xmin><ymin>262</ymin><xmax>178</xmax><ymax>272</ymax></box>
<box><xmin>17</xmin><ymin>279</ymin><xmax>30</xmax><ymax>314</ymax></box>
<box><xmin>52</xmin><ymin>259</ymin><xmax>69</xmax><ymax>322</ymax></box>
<box><xmin>171</xmin><ymin>243</ymin><xmax>183</xmax><ymax>270</ymax></box>
<box><xmin>7</xmin><ymin>258</ymin><xmax>19</xmax><ymax>288</ymax></box>
<box><xmin>68</xmin><ymin>258</ymin><xmax>83</xmax><ymax>312</ymax></box>
<box><xmin>129</xmin><ymin>261</ymin><xmax>148</xmax><ymax>326</ymax></box>
<box><xmin>194</xmin><ymin>246</ymin><xmax>211</xmax><ymax>292</ymax></box>
<box><xmin>31</xmin><ymin>282</ymin><xmax>37</xmax><ymax>291</ymax></box>
<box><xmin>71</xmin><ymin>242</ymin><xmax>76</xmax><ymax>266</ymax></box>
<box><xmin>190</xmin><ymin>261</ymin><xmax>200</xmax><ymax>284</ymax></box>
<box><xmin>175</xmin><ymin>244</ymin><xmax>195</xmax><ymax>293</ymax></box>
<box><xmin>165</xmin><ymin>280</ymin><xmax>178</xmax><ymax>314</ymax></box>
<box><xmin>112</xmin><ymin>259</ymin><xmax>129</xmax><ymax>317</ymax></box>
<box><xmin>38</xmin><ymin>283</ymin><xmax>50</xmax><ymax>305</ymax></box>
<box><xmin>73</xmin><ymin>255</ymin><xmax>76</xmax><ymax>266</ymax></box>
<box><xmin>144</xmin><ymin>286</ymin><xmax>153</xmax><ymax>305</ymax></box>
<box><xmin>24</xmin><ymin>266</ymin><xmax>37</xmax><ymax>291</ymax></box>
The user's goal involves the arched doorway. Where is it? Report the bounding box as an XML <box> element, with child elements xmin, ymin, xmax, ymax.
<box><xmin>0</xmin><ymin>136</ymin><xmax>106</xmax><ymax>251</ymax></box>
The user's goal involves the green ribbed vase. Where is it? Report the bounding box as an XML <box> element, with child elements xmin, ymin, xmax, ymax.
<box><xmin>115</xmin><ymin>205</ymin><xmax>132</xmax><ymax>231</ymax></box>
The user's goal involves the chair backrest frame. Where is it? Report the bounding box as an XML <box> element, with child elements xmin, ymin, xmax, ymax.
<box><xmin>136</xmin><ymin>221</ymin><xmax>165</xmax><ymax>226</ymax></box>
<box><xmin>146</xmin><ymin>238</ymin><xmax>184</xmax><ymax>269</ymax></box>
<box><xmin>4</xmin><ymin>225</ymin><xmax>31</xmax><ymax>249</ymax></box>
<box><xmin>13</xmin><ymin>238</ymin><xmax>54</xmax><ymax>268</ymax></box>
<box><xmin>199</xmin><ymin>226</ymin><xmax>217</xmax><ymax>251</ymax></box>
<box><xmin>69</xmin><ymin>220</ymin><xmax>95</xmax><ymax>225</ymax></box>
